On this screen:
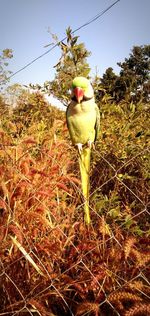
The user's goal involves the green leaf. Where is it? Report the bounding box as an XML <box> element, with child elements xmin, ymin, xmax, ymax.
<box><xmin>124</xmin><ymin>215</ymin><xmax>134</xmax><ymax>229</ymax></box>
<box><xmin>108</xmin><ymin>207</ymin><xmax>120</xmax><ymax>219</ymax></box>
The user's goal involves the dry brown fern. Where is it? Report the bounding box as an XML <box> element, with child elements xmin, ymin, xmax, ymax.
<box><xmin>99</xmin><ymin>216</ymin><xmax>111</xmax><ymax>237</ymax></box>
<box><xmin>125</xmin><ymin>280</ymin><xmax>145</xmax><ymax>292</ymax></box>
<box><xmin>109</xmin><ymin>291</ymin><xmax>142</xmax><ymax>302</ymax></box>
<box><xmin>76</xmin><ymin>301</ymin><xmax>100</xmax><ymax>316</ymax></box>
<box><xmin>131</xmin><ymin>248</ymin><xmax>142</xmax><ymax>265</ymax></box>
<box><xmin>8</xmin><ymin>223</ymin><xmax>23</xmax><ymax>245</ymax></box>
<box><xmin>137</xmin><ymin>253</ymin><xmax>150</xmax><ymax>268</ymax></box>
<box><xmin>124</xmin><ymin>237</ymin><xmax>150</xmax><ymax>268</ymax></box>
<box><xmin>124</xmin><ymin>303</ymin><xmax>150</xmax><ymax>316</ymax></box>
<box><xmin>124</xmin><ymin>237</ymin><xmax>137</xmax><ymax>260</ymax></box>
<box><xmin>29</xmin><ymin>298</ymin><xmax>54</xmax><ymax>316</ymax></box>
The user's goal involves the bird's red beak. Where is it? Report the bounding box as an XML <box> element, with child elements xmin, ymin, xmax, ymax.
<box><xmin>74</xmin><ymin>87</ymin><xmax>84</xmax><ymax>103</ymax></box>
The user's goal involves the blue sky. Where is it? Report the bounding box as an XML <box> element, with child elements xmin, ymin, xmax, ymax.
<box><xmin>1</xmin><ymin>0</ymin><xmax>150</xmax><ymax>87</ymax></box>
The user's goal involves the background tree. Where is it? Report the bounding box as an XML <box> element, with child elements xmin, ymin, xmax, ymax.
<box><xmin>0</xmin><ymin>95</ymin><xmax>10</xmax><ymax>123</ymax></box>
<box><xmin>0</xmin><ymin>49</ymin><xmax>13</xmax><ymax>125</ymax></box>
<box><xmin>42</xmin><ymin>27</ymin><xmax>91</xmax><ymax>105</ymax></box>
<box><xmin>96</xmin><ymin>45</ymin><xmax>150</xmax><ymax>104</ymax></box>
<box><xmin>93</xmin><ymin>67</ymin><xmax>117</xmax><ymax>104</ymax></box>
<box><xmin>0</xmin><ymin>49</ymin><xmax>13</xmax><ymax>91</ymax></box>
<box><xmin>117</xmin><ymin>45</ymin><xmax>150</xmax><ymax>102</ymax></box>
<box><xmin>5</xmin><ymin>83</ymin><xmax>24</xmax><ymax>106</ymax></box>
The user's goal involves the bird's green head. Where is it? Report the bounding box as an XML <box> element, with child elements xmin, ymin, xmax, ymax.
<box><xmin>72</xmin><ymin>77</ymin><xmax>89</xmax><ymax>89</ymax></box>
<box><xmin>72</xmin><ymin>76</ymin><xmax>93</xmax><ymax>103</ymax></box>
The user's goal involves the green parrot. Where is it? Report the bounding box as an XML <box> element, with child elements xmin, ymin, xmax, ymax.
<box><xmin>66</xmin><ymin>76</ymin><xmax>100</xmax><ymax>224</ymax></box>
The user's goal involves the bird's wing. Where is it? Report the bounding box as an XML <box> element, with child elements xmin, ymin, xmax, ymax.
<box><xmin>66</xmin><ymin>104</ymin><xmax>70</xmax><ymax>130</ymax></box>
<box><xmin>94</xmin><ymin>104</ymin><xmax>100</xmax><ymax>142</ymax></box>
<box><xmin>66</xmin><ymin>103</ymin><xmax>73</xmax><ymax>142</ymax></box>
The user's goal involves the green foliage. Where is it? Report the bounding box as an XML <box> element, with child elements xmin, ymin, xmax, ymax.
<box><xmin>11</xmin><ymin>90</ymin><xmax>64</xmax><ymax>137</ymax></box>
<box><xmin>0</xmin><ymin>49</ymin><xmax>13</xmax><ymax>90</ymax></box>
<box><xmin>96</xmin><ymin>45</ymin><xmax>150</xmax><ymax>103</ymax></box>
<box><xmin>91</xmin><ymin>99</ymin><xmax>149</xmax><ymax>236</ymax></box>
<box><xmin>101</xmin><ymin>67</ymin><xmax>117</xmax><ymax>96</ymax></box>
<box><xmin>0</xmin><ymin>94</ymin><xmax>10</xmax><ymax>120</ymax></box>
<box><xmin>117</xmin><ymin>45</ymin><xmax>150</xmax><ymax>103</ymax></box>
<box><xmin>41</xmin><ymin>27</ymin><xmax>91</xmax><ymax>105</ymax></box>
<box><xmin>5</xmin><ymin>83</ymin><xmax>24</xmax><ymax>105</ymax></box>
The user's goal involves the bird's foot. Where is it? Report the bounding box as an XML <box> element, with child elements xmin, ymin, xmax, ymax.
<box><xmin>92</xmin><ymin>143</ymin><xmax>95</xmax><ymax>150</ymax></box>
<box><xmin>77</xmin><ymin>143</ymin><xmax>83</xmax><ymax>154</ymax></box>
<box><xmin>87</xmin><ymin>140</ymin><xmax>94</xmax><ymax>149</ymax></box>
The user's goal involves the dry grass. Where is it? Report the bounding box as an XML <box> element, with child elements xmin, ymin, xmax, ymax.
<box><xmin>0</xmin><ymin>97</ymin><xmax>150</xmax><ymax>315</ymax></box>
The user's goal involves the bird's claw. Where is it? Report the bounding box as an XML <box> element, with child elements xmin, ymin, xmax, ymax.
<box><xmin>77</xmin><ymin>141</ymin><xmax>95</xmax><ymax>153</ymax></box>
<box><xmin>77</xmin><ymin>143</ymin><xmax>83</xmax><ymax>154</ymax></box>
<box><xmin>87</xmin><ymin>140</ymin><xmax>93</xmax><ymax>149</ymax></box>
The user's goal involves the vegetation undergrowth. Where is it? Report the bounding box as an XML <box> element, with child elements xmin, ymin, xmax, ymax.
<box><xmin>0</xmin><ymin>90</ymin><xmax>149</xmax><ymax>316</ymax></box>
<box><xmin>0</xmin><ymin>37</ymin><xmax>150</xmax><ymax>315</ymax></box>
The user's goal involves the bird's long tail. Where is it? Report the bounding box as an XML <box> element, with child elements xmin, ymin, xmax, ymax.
<box><xmin>78</xmin><ymin>147</ymin><xmax>91</xmax><ymax>224</ymax></box>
